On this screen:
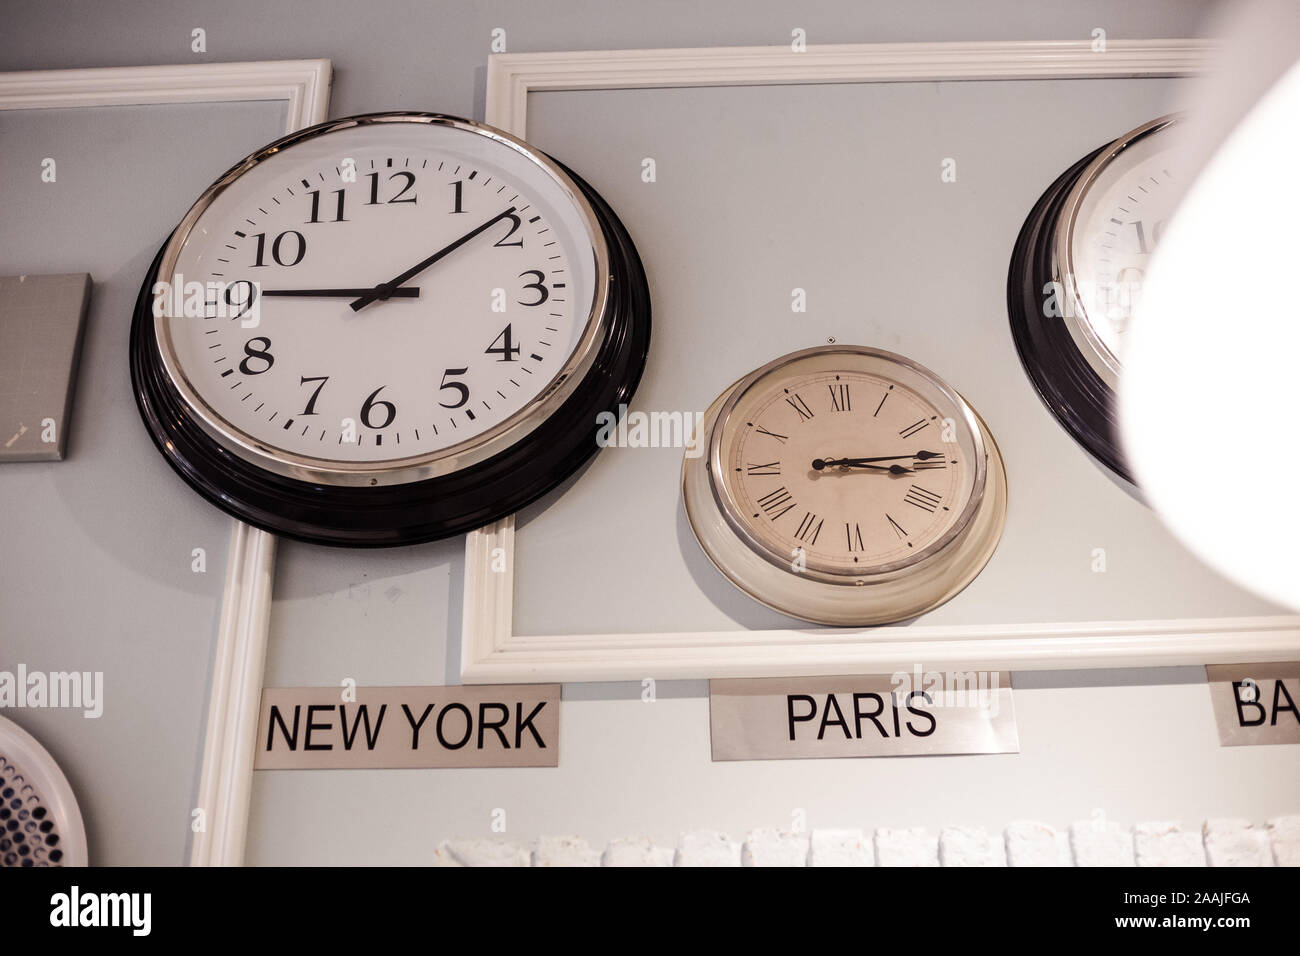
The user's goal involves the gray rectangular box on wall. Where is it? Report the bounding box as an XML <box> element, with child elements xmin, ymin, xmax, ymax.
<box><xmin>0</xmin><ymin>272</ymin><xmax>91</xmax><ymax>461</ymax></box>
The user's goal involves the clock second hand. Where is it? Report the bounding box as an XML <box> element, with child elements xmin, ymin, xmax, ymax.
<box><xmin>349</xmin><ymin>206</ymin><xmax>517</xmax><ymax>312</ymax></box>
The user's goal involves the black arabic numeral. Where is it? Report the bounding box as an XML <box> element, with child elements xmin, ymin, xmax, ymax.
<box><xmin>239</xmin><ymin>337</ymin><xmax>274</xmax><ymax>375</ymax></box>
<box><xmin>307</xmin><ymin>188</ymin><xmax>347</xmax><ymax>223</ymax></box>
<box><xmin>518</xmin><ymin>269</ymin><xmax>549</xmax><ymax>307</ymax></box>
<box><xmin>366</xmin><ymin>170</ymin><xmax>418</xmax><ymax>205</ymax></box>
<box><xmin>250</xmin><ymin>230</ymin><xmax>306</xmax><ymax>267</ymax></box>
<box><xmin>360</xmin><ymin>386</ymin><xmax>396</xmax><ymax>429</ymax></box>
<box><xmin>494</xmin><ymin>212</ymin><xmax>524</xmax><ymax>247</ymax></box>
<box><xmin>223</xmin><ymin>280</ymin><xmax>258</xmax><ymax>320</ymax></box>
<box><xmin>298</xmin><ymin>375</ymin><xmax>328</xmax><ymax>415</ymax></box>
<box><xmin>486</xmin><ymin>325</ymin><xmax>522</xmax><ymax>362</ymax></box>
<box><xmin>438</xmin><ymin>368</ymin><xmax>469</xmax><ymax>409</ymax></box>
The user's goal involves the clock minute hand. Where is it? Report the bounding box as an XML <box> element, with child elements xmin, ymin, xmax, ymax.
<box><xmin>812</xmin><ymin>451</ymin><xmax>942</xmax><ymax>469</ymax></box>
<box><xmin>349</xmin><ymin>206</ymin><xmax>517</xmax><ymax>312</ymax></box>
<box><xmin>263</xmin><ymin>287</ymin><xmax>420</xmax><ymax>298</ymax></box>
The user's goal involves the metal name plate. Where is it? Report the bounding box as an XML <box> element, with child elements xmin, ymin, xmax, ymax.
<box><xmin>0</xmin><ymin>273</ymin><xmax>91</xmax><ymax>462</ymax></box>
<box><xmin>254</xmin><ymin>684</ymin><xmax>560</xmax><ymax>769</ymax></box>
<box><xmin>710</xmin><ymin>671</ymin><xmax>1018</xmax><ymax>761</ymax></box>
<box><xmin>1207</xmin><ymin>663</ymin><xmax>1300</xmax><ymax>747</ymax></box>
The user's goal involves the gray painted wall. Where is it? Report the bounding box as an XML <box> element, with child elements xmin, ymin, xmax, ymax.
<box><xmin>0</xmin><ymin>101</ymin><xmax>289</xmax><ymax>865</ymax></box>
<box><xmin>5</xmin><ymin>1</ymin><xmax>1295</xmax><ymax>867</ymax></box>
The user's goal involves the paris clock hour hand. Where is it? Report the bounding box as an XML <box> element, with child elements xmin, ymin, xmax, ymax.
<box><xmin>262</xmin><ymin>287</ymin><xmax>420</xmax><ymax>298</ymax></box>
<box><xmin>348</xmin><ymin>206</ymin><xmax>518</xmax><ymax>311</ymax></box>
<box><xmin>812</xmin><ymin>459</ymin><xmax>914</xmax><ymax>474</ymax></box>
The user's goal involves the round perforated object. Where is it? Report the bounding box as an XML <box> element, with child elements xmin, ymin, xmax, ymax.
<box><xmin>0</xmin><ymin>717</ymin><xmax>87</xmax><ymax>867</ymax></box>
<box><xmin>0</xmin><ymin>754</ymin><xmax>64</xmax><ymax>866</ymax></box>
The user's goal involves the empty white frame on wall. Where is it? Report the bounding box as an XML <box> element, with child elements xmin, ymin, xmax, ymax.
<box><xmin>462</xmin><ymin>40</ymin><xmax>1300</xmax><ymax>684</ymax></box>
<box><xmin>0</xmin><ymin>60</ymin><xmax>330</xmax><ymax>128</ymax></box>
<box><xmin>0</xmin><ymin>59</ymin><xmax>332</xmax><ymax>867</ymax></box>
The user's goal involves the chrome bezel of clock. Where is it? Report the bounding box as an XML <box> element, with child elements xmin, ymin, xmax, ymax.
<box><xmin>1052</xmin><ymin>113</ymin><xmax>1180</xmax><ymax>391</ymax></box>
<box><xmin>151</xmin><ymin>112</ymin><xmax>611</xmax><ymax>488</ymax></box>
<box><xmin>706</xmin><ymin>345</ymin><xmax>989</xmax><ymax>585</ymax></box>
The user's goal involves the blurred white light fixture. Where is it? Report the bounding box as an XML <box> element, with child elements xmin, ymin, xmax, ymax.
<box><xmin>1121</xmin><ymin>58</ymin><xmax>1300</xmax><ymax>610</ymax></box>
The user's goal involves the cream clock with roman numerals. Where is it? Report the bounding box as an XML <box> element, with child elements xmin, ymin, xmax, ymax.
<box><xmin>683</xmin><ymin>346</ymin><xmax>1006</xmax><ymax>626</ymax></box>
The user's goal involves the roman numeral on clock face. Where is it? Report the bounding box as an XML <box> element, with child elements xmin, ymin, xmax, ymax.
<box><xmin>886</xmin><ymin>513</ymin><xmax>908</xmax><ymax>539</ymax></box>
<box><xmin>794</xmin><ymin>511</ymin><xmax>824</xmax><ymax>545</ymax></box>
<box><xmin>846</xmin><ymin>522</ymin><xmax>865</xmax><ymax>552</ymax></box>
<box><xmin>899</xmin><ymin>419</ymin><xmax>929</xmax><ymax>439</ymax></box>
<box><xmin>754</xmin><ymin>425</ymin><xmax>788</xmax><ymax>443</ymax></box>
<box><xmin>746</xmin><ymin>461</ymin><xmax>781</xmax><ymax>476</ymax></box>
<box><xmin>828</xmin><ymin>383</ymin><xmax>851</xmax><ymax>412</ymax></box>
<box><xmin>757</xmin><ymin>486</ymin><xmax>797</xmax><ymax>520</ymax></box>
<box><xmin>784</xmin><ymin>393</ymin><xmax>814</xmax><ymax>421</ymax></box>
<box><xmin>903</xmin><ymin>485</ymin><xmax>942</xmax><ymax>513</ymax></box>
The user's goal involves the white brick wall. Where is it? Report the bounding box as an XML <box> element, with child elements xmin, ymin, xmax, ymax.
<box><xmin>431</xmin><ymin>813</ymin><xmax>1299</xmax><ymax>865</ymax></box>
<box><xmin>741</xmin><ymin>828</ymin><xmax>809</xmax><ymax>866</ymax></box>
<box><xmin>601</xmin><ymin>836</ymin><xmax>674</xmax><ymax>867</ymax></box>
<box><xmin>1005</xmin><ymin>820</ymin><xmax>1071</xmax><ymax>866</ymax></box>
<box><xmin>1070</xmin><ymin>818</ymin><xmax>1137</xmax><ymax>867</ymax></box>
<box><xmin>1134</xmin><ymin>822</ymin><xmax>1206</xmax><ymax>867</ymax></box>
<box><xmin>674</xmin><ymin>829</ymin><xmax>741</xmax><ymax>867</ymax></box>
<box><xmin>532</xmin><ymin>835</ymin><xmax>601</xmax><ymax>867</ymax></box>
<box><xmin>874</xmin><ymin>827</ymin><xmax>939</xmax><ymax>867</ymax></box>
<box><xmin>809</xmin><ymin>828</ymin><xmax>872</xmax><ymax>867</ymax></box>
<box><xmin>1268</xmin><ymin>815</ymin><xmax>1300</xmax><ymax>867</ymax></box>
<box><xmin>939</xmin><ymin>826</ymin><xmax>1006</xmax><ymax>867</ymax></box>
<box><xmin>1203</xmin><ymin>818</ymin><xmax>1274</xmax><ymax>867</ymax></box>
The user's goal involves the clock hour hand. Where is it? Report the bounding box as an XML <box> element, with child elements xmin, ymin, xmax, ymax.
<box><xmin>262</xmin><ymin>287</ymin><xmax>420</xmax><ymax>298</ymax></box>
<box><xmin>349</xmin><ymin>206</ymin><xmax>518</xmax><ymax>311</ymax></box>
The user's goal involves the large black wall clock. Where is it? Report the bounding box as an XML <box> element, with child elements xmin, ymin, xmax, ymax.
<box><xmin>1007</xmin><ymin>114</ymin><xmax>1180</xmax><ymax>485</ymax></box>
<box><xmin>131</xmin><ymin>112</ymin><xmax>650</xmax><ymax>546</ymax></box>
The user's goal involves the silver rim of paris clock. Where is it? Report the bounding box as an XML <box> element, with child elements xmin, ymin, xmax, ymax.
<box><xmin>683</xmin><ymin>346</ymin><xmax>1006</xmax><ymax>626</ymax></box>
<box><xmin>1053</xmin><ymin>112</ymin><xmax>1180</xmax><ymax>391</ymax></box>
<box><xmin>151</xmin><ymin>112</ymin><xmax>612</xmax><ymax>487</ymax></box>
<box><xmin>706</xmin><ymin>345</ymin><xmax>989</xmax><ymax>583</ymax></box>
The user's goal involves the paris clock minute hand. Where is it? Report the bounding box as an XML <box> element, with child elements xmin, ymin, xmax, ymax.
<box><xmin>349</xmin><ymin>206</ymin><xmax>517</xmax><ymax>312</ymax></box>
<box><xmin>263</xmin><ymin>287</ymin><xmax>419</xmax><ymax>298</ymax></box>
<box><xmin>811</xmin><ymin>451</ymin><xmax>942</xmax><ymax>470</ymax></box>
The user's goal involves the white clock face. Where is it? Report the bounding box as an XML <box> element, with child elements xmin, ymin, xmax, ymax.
<box><xmin>1065</xmin><ymin>120</ymin><xmax>1181</xmax><ymax>365</ymax></box>
<box><xmin>158</xmin><ymin>117</ymin><xmax>600</xmax><ymax>477</ymax></box>
<box><xmin>712</xmin><ymin>351</ymin><xmax>984</xmax><ymax>579</ymax></box>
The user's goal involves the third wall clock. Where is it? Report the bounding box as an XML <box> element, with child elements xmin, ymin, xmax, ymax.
<box><xmin>1007</xmin><ymin>114</ymin><xmax>1182</xmax><ymax>485</ymax></box>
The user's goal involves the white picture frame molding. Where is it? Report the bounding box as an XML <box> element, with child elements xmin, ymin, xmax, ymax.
<box><xmin>0</xmin><ymin>58</ymin><xmax>331</xmax><ymax>867</ymax></box>
<box><xmin>0</xmin><ymin>60</ymin><xmax>331</xmax><ymax>130</ymax></box>
<box><xmin>464</xmin><ymin>39</ymin><xmax>1300</xmax><ymax>684</ymax></box>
